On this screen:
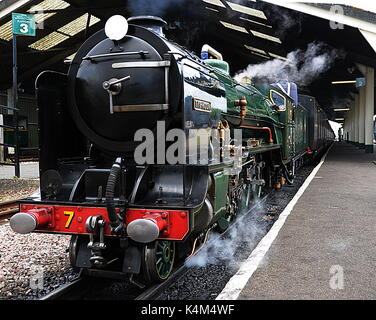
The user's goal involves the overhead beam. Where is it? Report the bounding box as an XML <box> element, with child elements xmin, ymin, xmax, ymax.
<box><xmin>0</xmin><ymin>0</ymin><xmax>31</xmax><ymax>20</ymax></box>
<box><xmin>261</xmin><ymin>1</ymin><xmax>376</xmax><ymax>34</ymax></box>
<box><xmin>360</xmin><ymin>29</ymin><xmax>376</xmax><ymax>54</ymax></box>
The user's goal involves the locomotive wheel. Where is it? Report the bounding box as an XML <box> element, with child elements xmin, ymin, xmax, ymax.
<box><xmin>142</xmin><ymin>240</ymin><xmax>175</xmax><ymax>283</ymax></box>
<box><xmin>69</xmin><ymin>235</ymin><xmax>82</xmax><ymax>272</ymax></box>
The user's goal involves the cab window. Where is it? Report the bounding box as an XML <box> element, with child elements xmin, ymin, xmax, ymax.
<box><xmin>270</xmin><ymin>90</ymin><xmax>287</xmax><ymax>111</ymax></box>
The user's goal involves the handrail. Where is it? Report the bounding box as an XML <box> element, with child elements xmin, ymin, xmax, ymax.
<box><xmin>0</xmin><ymin>124</ymin><xmax>16</xmax><ymax>130</ymax></box>
<box><xmin>0</xmin><ymin>142</ymin><xmax>16</xmax><ymax>148</ymax></box>
<box><xmin>0</xmin><ymin>104</ymin><xmax>20</xmax><ymax>112</ymax></box>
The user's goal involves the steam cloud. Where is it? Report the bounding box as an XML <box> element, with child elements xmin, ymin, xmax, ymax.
<box><xmin>186</xmin><ymin>201</ymin><xmax>266</xmax><ymax>268</ymax></box>
<box><xmin>235</xmin><ymin>42</ymin><xmax>338</xmax><ymax>86</ymax></box>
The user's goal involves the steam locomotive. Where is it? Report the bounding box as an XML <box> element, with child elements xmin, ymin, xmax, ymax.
<box><xmin>10</xmin><ymin>15</ymin><xmax>334</xmax><ymax>285</ymax></box>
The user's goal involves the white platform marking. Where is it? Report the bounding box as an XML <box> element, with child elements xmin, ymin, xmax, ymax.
<box><xmin>216</xmin><ymin>145</ymin><xmax>333</xmax><ymax>300</ymax></box>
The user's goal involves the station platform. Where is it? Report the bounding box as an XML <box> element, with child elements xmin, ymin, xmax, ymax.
<box><xmin>237</xmin><ymin>142</ymin><xmax>376</xmax><ymax>299</ymax></box>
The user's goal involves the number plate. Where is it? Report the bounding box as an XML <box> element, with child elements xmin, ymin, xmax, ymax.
<box><xmin>12</xmin><ymin>13</ymin><xmax>36</xmax><ymax>36</ymax></box>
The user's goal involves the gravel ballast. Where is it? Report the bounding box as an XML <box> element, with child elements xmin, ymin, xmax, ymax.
<box><xmin>0</xmin><ymin>178</ymin><xmax>78</xmax><ymax>300</ymax></box>
<box><xmin>0</xmin><ymin>225</ymin><xmax>78</xmax><ymax>300</ymax></box>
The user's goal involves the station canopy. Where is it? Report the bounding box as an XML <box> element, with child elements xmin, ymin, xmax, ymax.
<box><xmin>1</xmin><ymin>0</ymin><xmax>376</xmax><ymax>120</ymax></box>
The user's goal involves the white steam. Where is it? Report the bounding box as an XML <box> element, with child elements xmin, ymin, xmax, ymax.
<box><xmin>186</xmin><ymin>201</ymin><xmax>266</xmax><ymax>268</ymax></box>
<box><xmin>235</xmin><ymin>42</ymin><xmax>337</xmax><ymax>86</ymax></box>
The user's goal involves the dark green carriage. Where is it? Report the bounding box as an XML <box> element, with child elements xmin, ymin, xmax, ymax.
<box><xmin>248</xmin><ymin>81</ymin><xmax>309</xmax><ymax>163</ymax></box>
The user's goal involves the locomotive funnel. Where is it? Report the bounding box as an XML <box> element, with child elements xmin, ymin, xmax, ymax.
<box><xmin>128</xmin><ymin>16</ymin><xmax>167</xmax><ymax>37</ymax></box>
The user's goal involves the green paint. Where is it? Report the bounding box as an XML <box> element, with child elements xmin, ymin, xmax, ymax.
<box><xmin>213</xmin><ymin>171</ymin><xmax>229</xmax><ymax>216</ymax></box>
<box><xmin>205</xmin><ymin>59</ymin><xmax>230</xmax><ymax>74</ymax></box>
<box><xmin>217</xmin><ymin>217</ymin><xmax>230</xmax><ymax>231</ymax></box>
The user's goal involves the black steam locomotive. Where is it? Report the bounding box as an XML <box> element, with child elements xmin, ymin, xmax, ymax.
<box><xmin>10</xmin><ymin>15</ymin><xmax>334</xmax><ymax>285</ymax></box>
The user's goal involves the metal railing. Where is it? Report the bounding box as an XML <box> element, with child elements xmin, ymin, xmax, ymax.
<box><xmin>0</xmin><ymin>199</ymin><xmax>20</xmax><ymax>221</ymax></box>
<box><xmin>0</xmin><ymin>103</ymin><xmax>20</xmax><ymax>176</ymax></box>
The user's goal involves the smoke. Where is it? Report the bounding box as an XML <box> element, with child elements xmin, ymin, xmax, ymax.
<box><xmin>127</xmin><ymin>0</ymin><xmax>185</xmax><ymax>16</ymax></box>
<box><xmin>257</xmin><ymin>2</ymin><xmax>302</xmax><ymax>39</ymax></box>
<box><xmin>186</xmin><ymin>201</ymin><xmax>267</xmax><ymax>269</ymax></box>
<box><xmin>220</xmin><ymin>0</ymin><xmax>302</xmax><ymax>39</ymax></box>
<box><xmin>235</xmin><ymin>42</ymin><xmax>338</xmax><ymax>86</ymax></box>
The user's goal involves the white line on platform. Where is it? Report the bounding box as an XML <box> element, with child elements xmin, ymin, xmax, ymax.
<box><xmin>216</xmin><ymin>144</ymin><xmax>333</xmax><ymax>300</ymax></box>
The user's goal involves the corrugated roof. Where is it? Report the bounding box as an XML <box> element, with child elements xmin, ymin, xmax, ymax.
<box><xmin>29</xmin><ymin>13</ymin><xmax>100</xmax><ymax>50</ymax></box>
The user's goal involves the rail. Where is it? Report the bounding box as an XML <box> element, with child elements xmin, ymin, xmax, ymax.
<box><xmin>0</xmin><ymin>199</ymin><xmax>20</xmax><ymax>221</ymax></box>
<box><xmin>39</xmin><ymin>277</ymin><xmax>85</xmax><ymax>300</ymax></box>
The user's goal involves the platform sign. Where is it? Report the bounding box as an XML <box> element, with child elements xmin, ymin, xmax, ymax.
<box><xmin>356</xmin><ymin>77</ymin><xmax>366</xmax><ymax>88</ymax></box>
<box><xmin>12</xmin><ymin>13</ymin><xmax>36</xmax><ymax>36</ymax></box>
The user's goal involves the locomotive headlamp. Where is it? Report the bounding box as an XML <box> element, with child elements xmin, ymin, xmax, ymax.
<box><xmin>105</xmin><ymin>15</ymin><xmax>129</xmax><ymax>41</ymax></box>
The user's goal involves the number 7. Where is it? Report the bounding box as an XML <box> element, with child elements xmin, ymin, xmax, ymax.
<box><xmin>64</xmin><ymin>211</ymin><xmax>75</xmax><ymax>228</ymax></box>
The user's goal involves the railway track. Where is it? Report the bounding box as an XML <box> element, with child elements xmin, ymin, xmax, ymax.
<box><xmin>137</xmin><ymin>193</ymin><xmax>270</xmax><ymax>300</ymax></box>
<box><xmin>40</xmin><ymin>194</ymin><xmax>270</xmax><ymax>301</ymax></box>
<box><xmin>0</xmin><ymin>200</ymin><xmax>20</xmax><ymax>222</ymax></box>
<box><xmin>39</xmin><ymin>277</ymin><xmax>85</xmax><ymax>300</ymax></box>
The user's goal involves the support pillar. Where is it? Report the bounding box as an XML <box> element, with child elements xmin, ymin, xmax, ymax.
<box><xmin>365</xmin><ymin>66</ymin><xmax>374</xmax><ymax>153</ymax></box>
<box><xmin>350</xmin><ymin>105</ymin><xmax>355</xmax><ymax>143</ymax></box>
<box><xmin>354</xmin><ymin>93</ymin><xmax>359</xmax><ymax>146</ymax></box>
<box><xmin>358</xmin><ymin>90</ymin><xmax>365</xmax><ymax>149</ymax></box>
<box><xmin>0</xmin><ymin>114</ymin><xmax>3</xmax><ymax>163</ymax></box>
<box><xmin>347</xmin><ymin>110</ymin><xmax>351</xmax><ymax>143</ymax></box>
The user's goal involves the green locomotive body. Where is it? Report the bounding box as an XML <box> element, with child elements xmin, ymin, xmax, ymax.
<box><xmin>206</xmin><ymin>58</ymin><xmax>310</xmax><ymax>165</ymax></box>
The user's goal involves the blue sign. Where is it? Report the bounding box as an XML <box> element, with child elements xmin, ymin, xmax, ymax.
<box><xmin>356</xmin><ymin>77</ymin><xmax>366</xmax><ymax>88</ymax></box>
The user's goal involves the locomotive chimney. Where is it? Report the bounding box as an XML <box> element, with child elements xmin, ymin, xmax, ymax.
<box><xmin>128</xmin><ymin>16</ymin><xmax>167</xmax><ymax>37</ymax></box>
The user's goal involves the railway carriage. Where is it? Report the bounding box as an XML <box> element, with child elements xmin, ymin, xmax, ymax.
<box><xmin>10</xmin><ymin>15</ymin><xmax>334</xmax><ymax>285</ymax></box>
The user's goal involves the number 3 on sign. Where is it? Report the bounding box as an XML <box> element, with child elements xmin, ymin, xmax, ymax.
<box><xmin>64</xmin><ymin>211</ymin><xmax>75</xmax><ymax>229</ymax></box>
<box><xmin>19</xmin><ymin>23</ymin><xmax>29</xmax><ymax>33</ymax></box>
